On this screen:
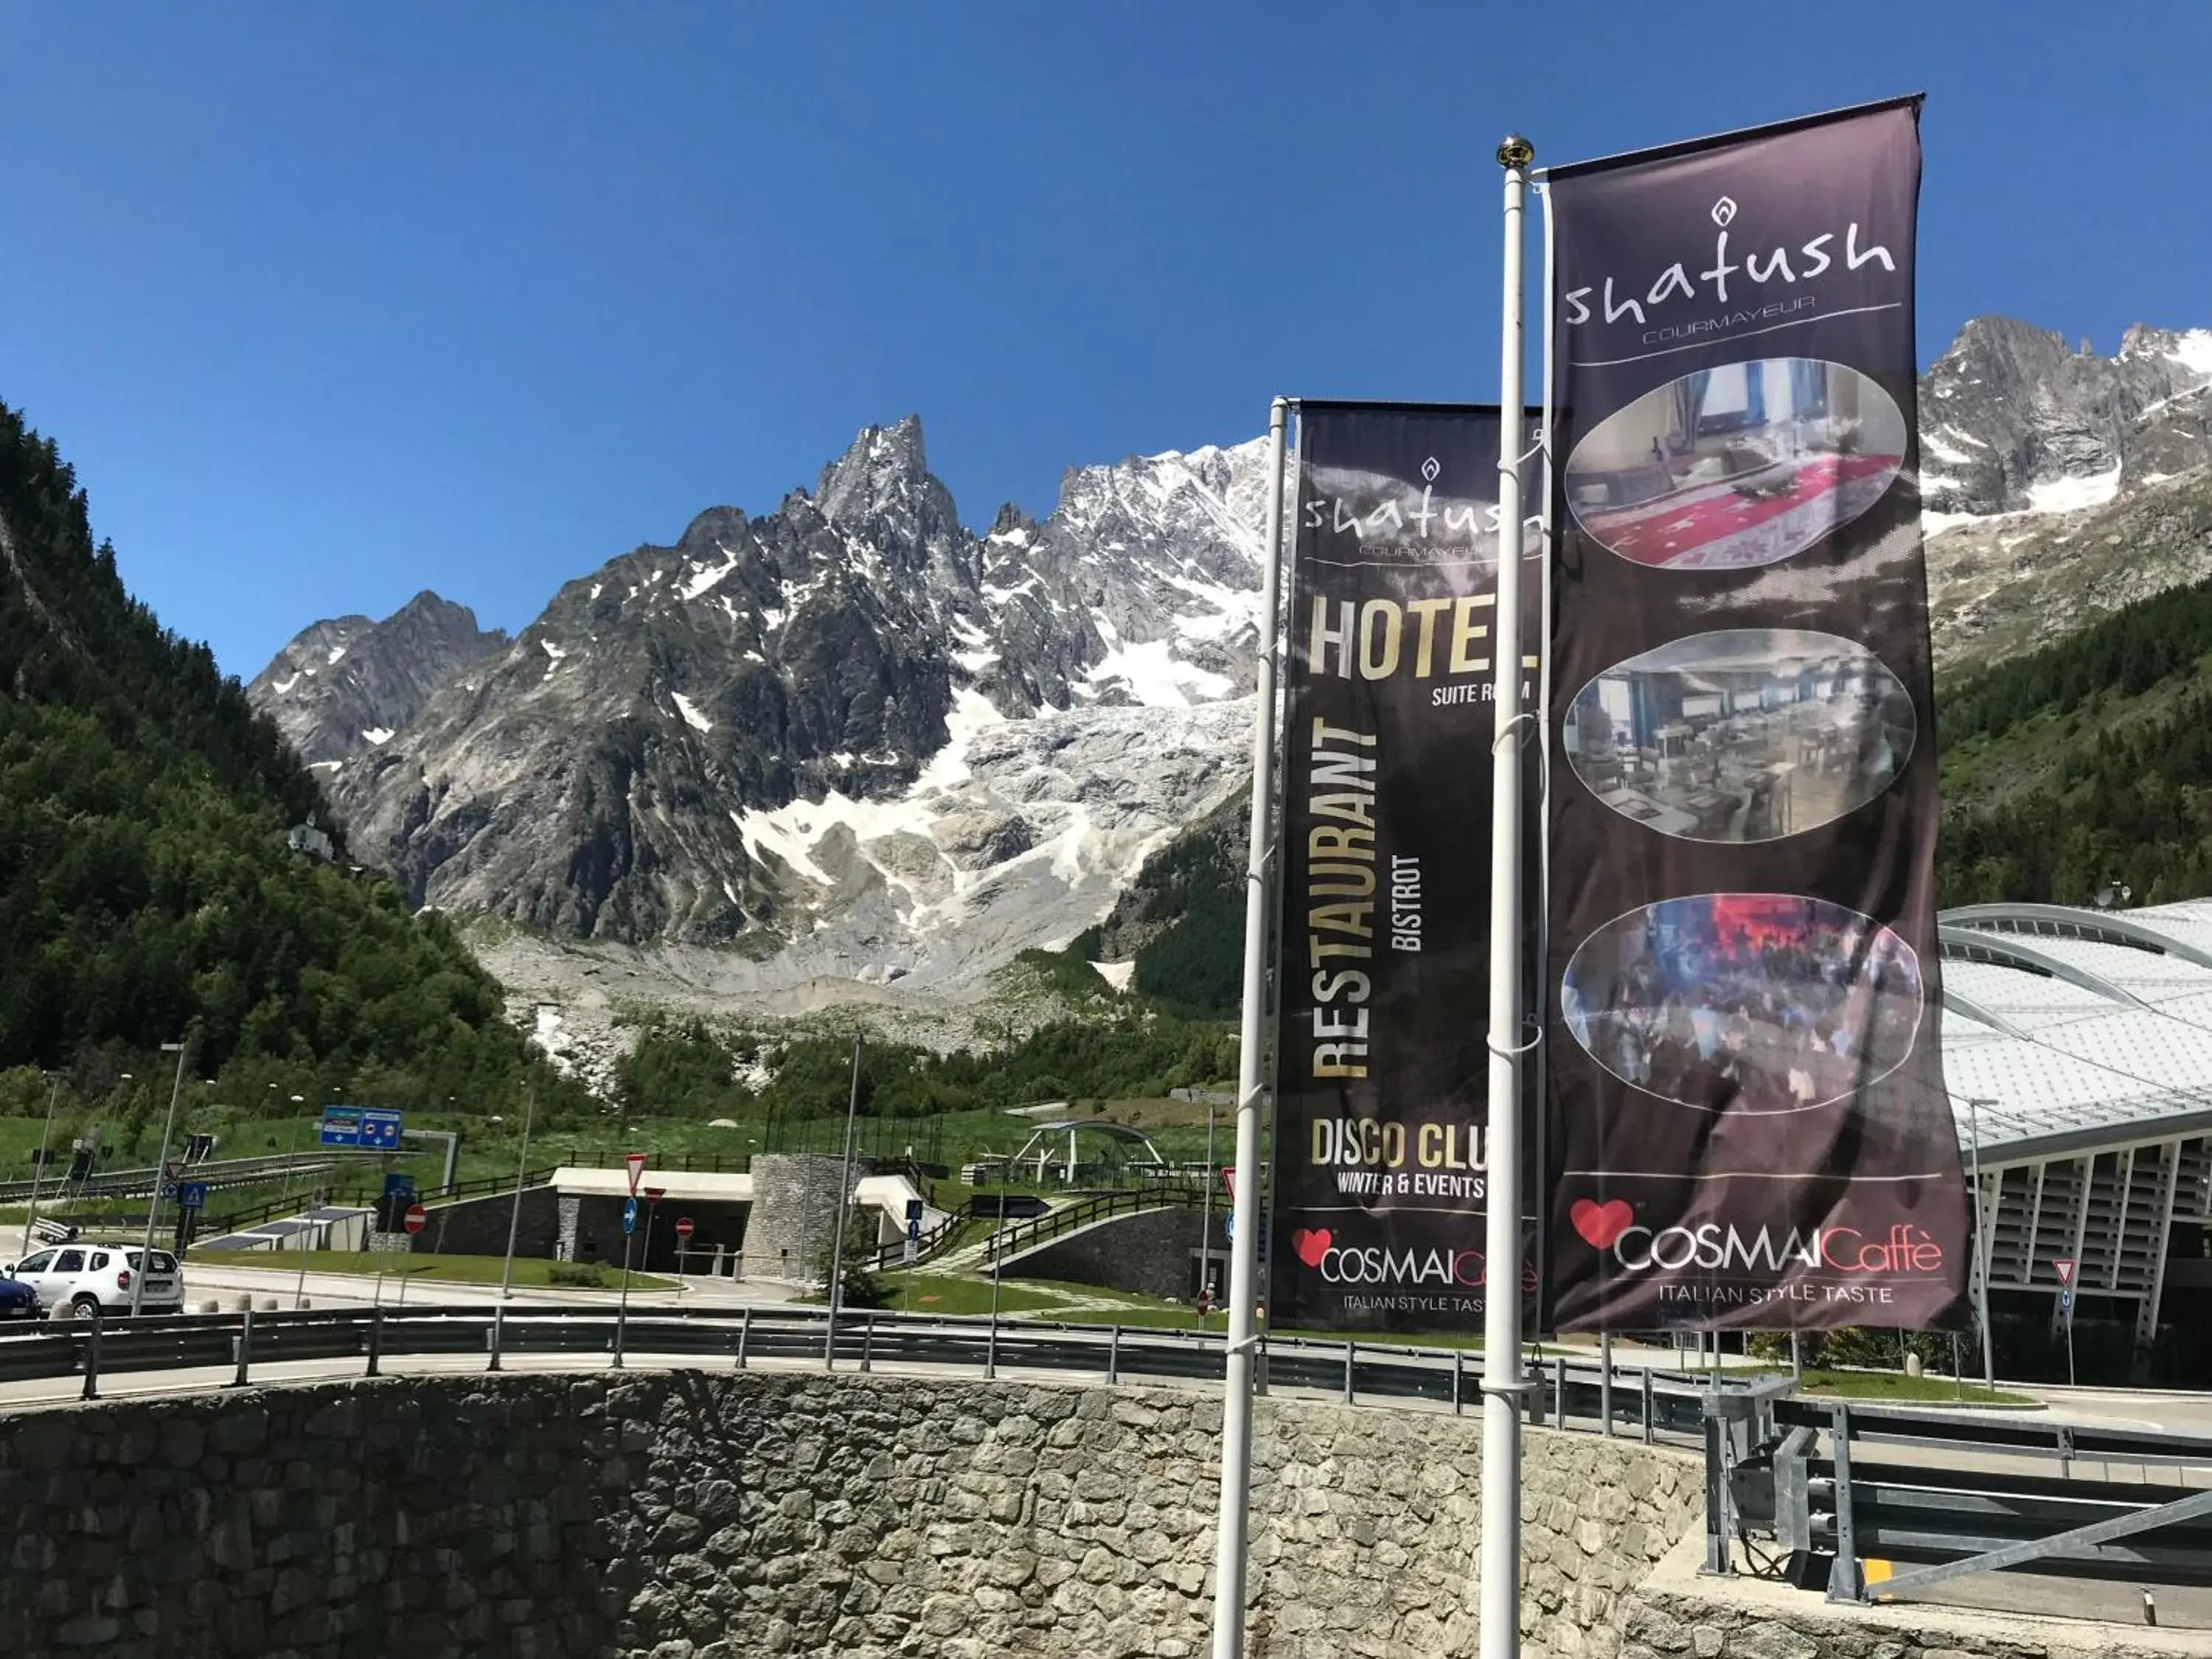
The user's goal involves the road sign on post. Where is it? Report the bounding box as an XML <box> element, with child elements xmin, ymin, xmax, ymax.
<box><xmin>2054</xmin><ymin>1257</ymin><xmax>2076</xmax><ymax>1287</ymax></box>
<box><xmin>622</xmin><ymin>1197</ymin><xmax>639</xmax><ymax>1235</ymax></box>
<box><xmin>177</xmin><ymin>1181</ymin><xmax>209</xmax><ymax>1213</ymax></box>
<box><xmin>625</xmin><ymin>1152</ymin><xmax>648</xmax><ymax>1195</ymax></box>
<box><xmin>675</xmin><ymin>1217</ymin><xmax>695</xmax><ymax>1242</ymax></box>
<box><xmin>403</xmin><ymin>1203</ymin><xmax>427</xmax><ymax>1235</ymax></box>
<box><xmin>319</xmin><ymin>1106</ymin><xmax>403</xmax><ymax>1148</ymax></box>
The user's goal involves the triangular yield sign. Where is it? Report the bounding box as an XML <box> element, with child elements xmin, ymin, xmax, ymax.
<box><xmin>1222</xmin><ymin>1166</ymin><xmax>1237</xmax><ymax>1202</ymax></box>
<box><xmin>625</xmin><ymin>1151</ymin><xmax>648</xmax><ymax>1196</ymax></box>
<box><xmin>2053</xmin><ymin>1257</ymin><xmax>2075</xmax><ymax>1287</ymax></box>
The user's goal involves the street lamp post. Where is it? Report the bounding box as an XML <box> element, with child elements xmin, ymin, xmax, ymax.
<box><xmin>23</xmin><ymin>1073</ymin><xmax>63</xmax><ymax>1251</ymax></box>
<box><xmin>289</xmin><ymin>1094</ymin><xmax>313</xmax><ymax>1309</ymax></box>
<box><xmin>1967</xmin><ymin>1096</ymin><xmax>1997</xmax><ymax>1396</ymax></box>
<box><xmin>497</xmin><ymin>1074</ymin><xmax>540</xmax><ymax>1304</ymax></box>
<box><xmin>1199</xmin><ymin>1101</ymin><xmax>1217</xmax><ymax>1310</ymax></box>
<box><xmin>131</xmin><ymin>1040</ymin><xmax>191</xmax><ymax>1317</ymax></box>
<box><xmin>823</xmin><ymin>1035</ymin><xmax>864</xmax><ymax>1369</ymax></box>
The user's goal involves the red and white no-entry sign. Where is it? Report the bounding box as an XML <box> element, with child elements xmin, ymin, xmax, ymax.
<box><xmin>403</xmin><ymin>1203</ymin><xmax>428</xmax><ymax>1235</ymax></box>
<box><xmin>624</xmin><ymin>1151</ymin><xmax>648</xmax><ymax>1195</ymax></box>
<box><xmin>2053</xmin><ymin>1257</ymin><xmax>2076</xmax><ymax>1287</ymax></box>
<box><xmin>675</xmin><ymin>1217</ymin><xmax>695</xmax><ymax>1242</ymax></box>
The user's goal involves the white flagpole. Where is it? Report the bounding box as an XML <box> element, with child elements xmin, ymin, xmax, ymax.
<box><xmin>1481</xmin><ymin>133</ymin><xmax>1535</xmax><ymax>1659</ymax></box>
<box><xmin>1209</xmin><ymin>394</ymin><xmax>1291</xmax><ymax>1659</ymax></box>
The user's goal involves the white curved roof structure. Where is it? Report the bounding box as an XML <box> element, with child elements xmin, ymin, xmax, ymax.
<box><xmin>1937</xmin><ymin>899</ymin><xmax>2212</xmax><ymax>1343</ymax></box>
<box><xmin>1941</xmin><ymin>900</ymin><xmax>2212</xmax><ymax>1160</ymax></box>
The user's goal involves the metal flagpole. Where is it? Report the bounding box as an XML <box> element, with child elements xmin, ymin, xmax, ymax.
<box><xmin>1208</xmin><ymin>394</ymin><xmax>1292</xmax><ymax>1659</ymax></box>
<box><xmin>1531</xmin><ymin>174</ymin><xmax>1559</xmax><ymax>1349</ymax></box>
<box><xmin>1481</xmin><ymin>133</ymin><xmax>1536</xmax><ymax>1659</ymax></box>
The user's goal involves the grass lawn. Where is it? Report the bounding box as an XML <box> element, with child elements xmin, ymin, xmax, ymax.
<box><xmin>855</xmin><ymin>1273</ymin><xmax>1096</xmax><ymax>1318</ymax></box>
<box><xmin>1790</xmin><ymin>1367</ymin><xmax>2034</xmax><ymax>1405</ymax></box>
<box><xmin>185</xmin><ymin>1249</ymin><xmax>679</xmax><ymax>1294</ymax></box>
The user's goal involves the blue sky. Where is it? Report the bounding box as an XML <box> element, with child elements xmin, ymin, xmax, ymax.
<box><xmin>4</xmin><ymin>4</ymin><xmax>2207</xmax><ymax>676</ymax></box>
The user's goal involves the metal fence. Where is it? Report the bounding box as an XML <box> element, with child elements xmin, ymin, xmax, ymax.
<box><xmin>0</xmin><ymin>1302</ymin><xmax>1729</xmax><ymax>1442</ymax></box>
<box><xmin>981</xmin><ymin>1186</ymin><xmax>1208</xmax><ymax>1264</ymax></box>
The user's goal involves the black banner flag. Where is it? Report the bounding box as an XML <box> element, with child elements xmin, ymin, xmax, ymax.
<box><xmin>1267</xmin><ymin>403</ymin><xmax>1540</xmax><ymax>1333</ymax></box>
<box><xmin>1540</xmin><ymin>98</ymin><xmax>1968</xmax><ymax>1332</ymax></box>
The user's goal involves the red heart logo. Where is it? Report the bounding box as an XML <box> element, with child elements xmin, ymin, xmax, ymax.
<box><xmin>1291</xmin><ymin>1228</ymin><xmax>1331</xmax><ymax>1267</ymax></box>
<box><xmin>1571</xmin><ymin>1198</ymin><xmax>1633</xmax><ymax>1250</ymax></box>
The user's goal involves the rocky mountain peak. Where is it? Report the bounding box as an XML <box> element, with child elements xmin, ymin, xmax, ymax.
<box><xmin>250</xmin><ymin>414</ymin><xmax>1277</xmax><ymax>961</ymax></box>
<box><xmin>248</xmin><ymin>591</ymin><xmax>506</xmax><ymax>766</ymax></box>
<box><xmin>1921</xmin><ymin>316</ymin><xmax>2212</xmax><ymax>517</ymax></box>
<box><xmin>817</xmin><ymin>414</ymin><xmax>939</xmax><ymax>524</ymax></box>
<box><xmin>1921</xmin><ymin>316</ymin><xmax>2212</xmax><ymax>669</ymax></box>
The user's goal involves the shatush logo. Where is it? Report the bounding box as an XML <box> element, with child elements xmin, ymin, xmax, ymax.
<box><xmin>1301</xmin><ymin>454</ymin><xmax>1515</xmax><ymax>544</ymax></box>
<box><xmin>1561</xmin><ymin>195</ymin><xmax>1896</xmax><ymax>330</ymax></box>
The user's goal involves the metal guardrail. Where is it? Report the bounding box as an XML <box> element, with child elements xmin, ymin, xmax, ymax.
<box><xmin>0</xmin><ymin>1150</ymin><xmax>376</xmax><ymax>1207</ymax></box>
<box><xmin>0</xmin><ymin>1304</ymin><xmax>1730</xmax><ymax>1443</ymax></box>
<box><xmin>1719</xmin><ymin>1388</ymin><xmax>2212</xmax><ymax>1604</ymax></box>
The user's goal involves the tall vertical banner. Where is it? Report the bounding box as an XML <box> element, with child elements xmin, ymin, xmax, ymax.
<box><xmin>1542</xmin><ymin>99</ymin><xmax>1969</xmax><ymax>1331</ymax></box>
<box><xmin>1270</xmin><ymin>403</ymin><xmax>1540</xmax><ymax>1333</ymax></box>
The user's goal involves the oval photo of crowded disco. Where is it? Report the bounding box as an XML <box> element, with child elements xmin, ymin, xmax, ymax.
<box><xmin>1560</xmin><ymin>893</ymin><xmax>1924</xmax><ymax>1114</ymax></box>
<box><xmin>1564</xmin><ymin>358</ymin><xmax>1907</xmax><ymax>571</ymax></box>
<box><xmin>1563</xmin><ymin>630</ymin><xmax>1915</xmax><ymax>843</ymax></box>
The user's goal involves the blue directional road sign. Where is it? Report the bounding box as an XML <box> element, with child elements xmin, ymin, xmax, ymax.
<box><xmin>319</xmin><ymin>1106</ymin><xmax>403</xmax><ymax>1150</ymax></box>
<box><xmin>1224</xmin><ymin>1212</ymin><xmax>1234</xmax><ymax>1243</ymax></box>
<box><xmin>906</xmin><ymin>1215</ymin><xmax>922</xmax><ymax>1243</ymax></box>
<box><xmin>622</xmin><ymin>1197</ymin><xmax>639</xmax><ymax>1236</ymax></box>
<box><xmin>177</xmin><ymin>1181</ymin><xmax>209</xmax><ymax>1212</ymax></box>
<box><xmin>2061</xmin><ymin>1290</ymin><xmax>2075</xmax><ymax>1314</ymax></box>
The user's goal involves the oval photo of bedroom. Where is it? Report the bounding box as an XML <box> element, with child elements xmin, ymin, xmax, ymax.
<box><xmin>1563</xmin><ymin>630</ymin><xmax>1915</xmax><ymax>843</ymax></box>
<box><xmin>1565</xmin><ymin>358</ymin><xmax>1906</xmax><ymax>571</ymax></box>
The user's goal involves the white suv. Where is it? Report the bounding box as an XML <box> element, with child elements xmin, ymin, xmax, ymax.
<box><xmin>1</xmin><ymin>1243</ymin><xmax>184</xmax><ymax>1319</ymax></box>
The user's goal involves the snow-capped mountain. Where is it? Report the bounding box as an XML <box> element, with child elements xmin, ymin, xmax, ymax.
<box><xmin>250</xmin><ymin>315</ymin><xmax>2212</xmax><ymax>1012</ymax></box>
<box><xmin>1921</xmin><ymin>319</ymin><xmax>2212</xmax><ymax>667</ymax></box>
<box><xmin>257</xmin><ymin>417</ymin><xmax>1271</xmax><ymax>988</ymax></box>
<box><xmin>248</xmin><ymin>591</ymin><xmax>507</xmax><ymax>766</ymax></box>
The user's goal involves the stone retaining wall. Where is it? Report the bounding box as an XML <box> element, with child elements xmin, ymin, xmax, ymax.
<box><xmin>404</xmin><ymin>1183</ymin><xmax>561</xmax><ymax>1259</ymax></box>
<box><xmin>0</xmin><ymin>1370</ymin><xmax>1701</xmax><ymax>1659</ymax></box>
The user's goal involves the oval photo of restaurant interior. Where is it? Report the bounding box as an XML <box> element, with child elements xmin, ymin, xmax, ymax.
<box><xmin>1565</xmin><ymin>358</ymin><xmax>1907</xmax><ymax>570</ymax></box>
<box><xmin>1563</xmin><ymin>629</ymin><xmax>1915</xmax><ymax>844</ymax></box>
<box><xmin>1560</xmin><ymin>893</ymin><xmax>1925</xmax><ymax>1115</ymax></box>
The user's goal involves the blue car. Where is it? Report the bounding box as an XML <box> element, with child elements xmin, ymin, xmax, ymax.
<box><xmin>0</xmin><ymin>1274</ymin><xmax>39</xmax><ymax>1321</ymax></box>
